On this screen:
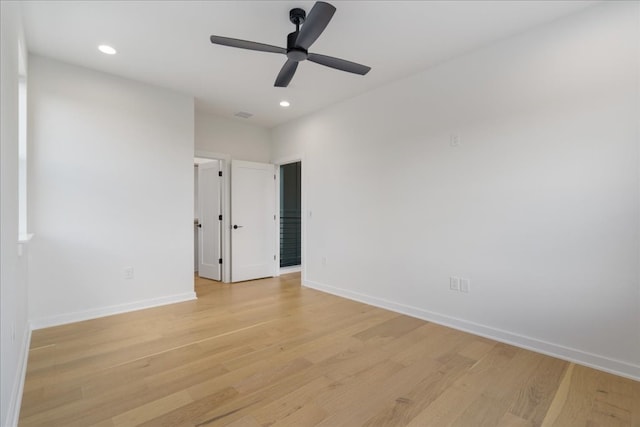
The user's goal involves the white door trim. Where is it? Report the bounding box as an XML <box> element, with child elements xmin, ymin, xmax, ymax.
<box><xmin>273</xmin><ymin>154</ymin><xmax>305</xmax><ymax>281</ymax></box>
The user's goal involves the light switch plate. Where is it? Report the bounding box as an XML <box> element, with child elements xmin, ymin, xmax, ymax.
<box><xmin>450</xmin><ymin>277</ymin><xmax>460</xmax><ymax>291</ymax></box>
<box><xmin>460</xmin><ymin>278</ymin><xmax>470</xmax><ymax>293</ymax></box>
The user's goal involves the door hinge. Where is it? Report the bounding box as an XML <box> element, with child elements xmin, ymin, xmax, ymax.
<box><xmin>274</xmin><ymin>174</ymin><xmax>276</xmax><ymax>180</ymax></box>
<box><xmin>274</xmin><ymin>255</ymin><xmax>276</xmax><ymax>261</ymax></box>
<box><xmin>218</xmin><ymin>214</ymin><xmax>222</xmax><ymax>221</ymax></box>
<box><xmin>219</xmin><ymin>258</ymin><xmax>223</xmax><ymax>264</ymax></box>
<box><xmin>218</xmin><ymin>171</ymin><xmax>222</xmax><ymax>177</ymax></box>
<box><xmin>274</xmin><ymin>214</ymin><xmax>276</xmax><ymax>220</ymax></box>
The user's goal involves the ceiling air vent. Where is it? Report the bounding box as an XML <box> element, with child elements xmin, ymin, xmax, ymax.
<box><xmin>234</xmin><ymin>111</ymin><xmax>253</xmax><ymax>119</ymax></box>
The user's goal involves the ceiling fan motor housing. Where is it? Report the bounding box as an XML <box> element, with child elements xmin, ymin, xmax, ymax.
<box><xmin>287</xmin><ymin>31</ymin><xmax>308</xmax><ymax>61</ymax></box>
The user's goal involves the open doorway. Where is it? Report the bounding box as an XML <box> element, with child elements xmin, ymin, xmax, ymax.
<box><xmin>279</xmin><ymin>161</ymin><xmax>301</xmax><ymax>272</ymax></box>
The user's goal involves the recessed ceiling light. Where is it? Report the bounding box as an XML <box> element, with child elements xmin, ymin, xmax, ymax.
<box><xmin>279</xmin><ymin>101</ymin><xmax>290</xmax><ymax>107</ymax></box>
<box><xmin>98</xmin><ymin>45</ymin><xmax>117</xmax><ymax>55</ymax></box>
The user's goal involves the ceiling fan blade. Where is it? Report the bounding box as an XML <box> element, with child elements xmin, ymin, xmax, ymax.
<box><xmin>307</xmin><ymin>53</ymin><xmax>371</xmax><ymax>75</ymax></box>
<box><xmin>210</xmin><ymin>35</ymin><xmax>286</xmax><ymax>54</ymax></box>
<box><xmin>274</xmin><ymin>59</ymin><xmax>299</xmax><ymax>87</ymax></box>
<box><xmin>295</xmin><ymin>2</ymin><xmax>336</xmax><ymax>50</ymax></box>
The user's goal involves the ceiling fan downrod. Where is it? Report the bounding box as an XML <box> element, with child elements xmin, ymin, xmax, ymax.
<box><xmin>287</xmin><ymin>8</ymin><xmax>308</xmax><ymax>62</ymax></box>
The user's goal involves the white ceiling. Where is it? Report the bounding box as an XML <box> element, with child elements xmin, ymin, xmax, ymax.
<box><xmin>21</xmin><ymin>1</ymin><xmax>596</xmax><ymax>128</ymax></box>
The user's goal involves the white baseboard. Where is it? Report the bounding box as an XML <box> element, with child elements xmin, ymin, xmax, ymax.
<box><xmin>303</xmin><ymin>279</ymin><xmax>640</xmax><ymax>381</ymax></box>
<box><xmin>30</xmin><ymin>292</ymin><xmax>197</xmax><ymax>330</ymax></box>
<box><xmin>279</xmin><ymin>265</ymin><xmax>302</xmax><ymax>275</ymax></box>
<box><xmin>6</xmin><ymin>326</ymin><xmax>31</xmax><ymax>427</ymax></box>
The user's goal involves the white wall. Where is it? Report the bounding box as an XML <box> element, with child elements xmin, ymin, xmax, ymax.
<box><xmin>195</xmin><ymin>110</ymin><xmax>271</xmax><ymax>162</ymax></box>
<box><xmin>28</xmin><ymin>55</ymin><xmax>196</xmax><ymax>326</ymax></box>
<box><xmin>272</xmin><ymin>1</ymin><xmax>640</xmax><ymax>379</ymax></box>
<box><xmin>0</xmin><ymin>3</ymin><xmax>30</xmax><ymax>425</ymax></box>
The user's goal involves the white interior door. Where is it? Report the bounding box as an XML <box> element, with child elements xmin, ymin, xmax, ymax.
<box><xmin>198</xmin><ymin>160</ymin><xmax>221</xmax><ymax>280</ymax></box>
<box><xmin>231</xmin><ymin>160</ymin><xmax>276</xmax><ymax>282</ymax></box>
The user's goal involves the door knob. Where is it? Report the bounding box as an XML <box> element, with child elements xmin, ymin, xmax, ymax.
<box><xmin>233</xmin><ymin>225</ymin><xmax>243</xmax><ymax>229</ymax></box>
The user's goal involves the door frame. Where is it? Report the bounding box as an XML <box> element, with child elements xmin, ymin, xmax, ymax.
<box><xmin>274</xmin><ymin>154</ymin><xmax>304</xmax><ymax>279</ymax></box>
<box><xmin>195</xmin><ymin>150</ymin><xmax>231</xmax><ymax>283</ymax></box>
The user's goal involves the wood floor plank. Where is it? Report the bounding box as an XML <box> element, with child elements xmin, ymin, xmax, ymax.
<box><xmin>222</xmin><ymin>415</ymin><xmax>261</xmax><ymax>427</ymax></box>
<box><xmin>497</xmin><ymin>412</ymin><xmax>535</xmax><ymax>427</ymax></box>
<box><xmin>111</xmin><ymin>390</ymin><xmax>194</xmax><ymax>427</ymax></box>
<box><xmin>19</xmin><ymin>273</ymin><xmax>640</xmax><ymax>427</ymax></box>
<box><xmin>137</xmin><ymin>387</ymin><xmax>239</xmax><ymax>427</ymax></box>
<box><xmin>362</xmin><ymin>354</ymin><xmax>476</xmax><ymax>427</ymax></box>
<box><xmin>403</xmin><ymin>343</ymin><xmax>521</xmax><ymax>426</ymax></box>
<box><xmin>540</xmin><ymin>362</ymin><xmax>575</xmax><ymax>427</ymax></box>
<box><xmin>315</xmin><ymin>356</ymin><xmax>449</xmax><ymax>427</ymax></box>
<box><xmin>251</xmin><ymin>375</ymin><xmax>333</xmax><ymax>426</ymax></box>
<box><xmin>269</xmin><ymin>403</ymin><xmax>327</xmax><ymax>427</ymax></box>
<box><xmin>450</xmin><ymin>393</ymin><xmax>510</xmax><ymax>427</ymax></box>
<box><xmin>508</xmin><ymin>355</ymin><xmax>567</xmax><ymax>425</ymax></box>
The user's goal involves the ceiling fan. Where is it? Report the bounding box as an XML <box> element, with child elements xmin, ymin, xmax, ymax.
<box><xmin>209</xmin><ymin>1</ymin><xmax>371</xmax><ymax>88</ymax></box>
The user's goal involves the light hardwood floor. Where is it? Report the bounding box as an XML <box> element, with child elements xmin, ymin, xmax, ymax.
<box><xmin>20</xmin><ymin>273</ymin><xmax>639</xmax><ymax>426</ymax></box>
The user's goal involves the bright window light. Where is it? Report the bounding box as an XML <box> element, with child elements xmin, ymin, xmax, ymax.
<box><xmin>279</xmin><ymin>101</ymin><xmax>290</xmax><ymax>107</ymax></box>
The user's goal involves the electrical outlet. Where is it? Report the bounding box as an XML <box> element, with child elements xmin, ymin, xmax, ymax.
<box><xmin>450</xmin><ymin>277</ymin><xmax>460</xmax><ymax>291</ymax></box>
<box><xmin>450</xmin><ymin>134</ymin><xmax>461</xmax><ymax>147</ymax></box>
<box><xmin>124</xmin><ymin>267</ymin><xmax>134</xmax><ymax>280</ymax></box>
<box><xmin>460</xmin><ymin>278</ymin><xmax>470</xmax><ymax>293</ymax></box>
